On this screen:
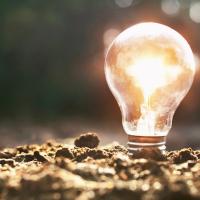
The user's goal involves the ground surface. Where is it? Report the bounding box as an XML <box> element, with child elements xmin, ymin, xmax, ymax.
<box><xmin>0</xmin><ymin>133</ymin><xmax>200</xmax><ymax>200</ymax></box>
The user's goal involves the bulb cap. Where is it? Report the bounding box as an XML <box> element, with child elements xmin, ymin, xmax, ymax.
<box><xmin>127</xmin><ymin>135</ymin><xmax>166</xmax><ymax>157</ymax></box>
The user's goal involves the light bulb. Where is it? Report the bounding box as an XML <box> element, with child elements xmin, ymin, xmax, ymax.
<box><xmin>105</xmin><ymin>22</ymin><xmax>195</xmax><ymax>154</ymax></box>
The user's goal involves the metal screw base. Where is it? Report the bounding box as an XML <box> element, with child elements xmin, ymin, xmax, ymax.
<box><xmin>127</xmin><ymin>135</ymin><xmax>166</xmax><ymax>157</ymax></box>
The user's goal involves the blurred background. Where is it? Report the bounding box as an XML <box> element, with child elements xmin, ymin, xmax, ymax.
<box><xmin>0</xmin><ymin>0</ymin><xmax>200</xmax><ymax>149</ymax></box>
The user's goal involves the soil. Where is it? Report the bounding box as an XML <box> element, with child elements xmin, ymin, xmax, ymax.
<box><xmin>0</xmin><ymin>132</ymin><xmax>200</xmax><ymax>200</ymax></box>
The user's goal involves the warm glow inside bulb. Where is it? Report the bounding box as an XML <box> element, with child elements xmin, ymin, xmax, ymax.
<box><xmin>126</xmin><ymin>57</ymin><xmax>181</xmax><ymax>98</ymax></box>
<box><xmin>105</xmin><ymin>22</ymin><xmax>195</xmax><ymax>137</ymax></box>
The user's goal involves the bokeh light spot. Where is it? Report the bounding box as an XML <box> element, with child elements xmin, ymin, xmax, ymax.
<box><xmin>103</xmin><ymin>28</ymin><xmax>120</xmax><ymax>53</ymax></box>
<box><xmin>190</xmin><ymin>2</ymin><xmax>200</xmax><ymax>23</ymax></box>
<box><xmin>161</xmin><ymin>0</ymin><xmax>180</xmax><ymax>16</ymax></box>
<box><xmin>114</xmin><ymin>0</ymin><xmax>133</xmax><ymax>8</ymax></box>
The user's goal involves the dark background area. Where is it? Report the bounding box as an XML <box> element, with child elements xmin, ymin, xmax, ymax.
<box><xmin>0</xmin><ymin>0</ymin><xmax>200</xmax><ymax>149</ymax></box>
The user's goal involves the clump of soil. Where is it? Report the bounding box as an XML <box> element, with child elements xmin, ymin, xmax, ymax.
<box><xmin>74</xmin><ymin>132</ymin><xmax>100</xmax><ymax>148</ymax></box>
<box><xmin>0</xmin><ymin>132</ymin><xmax>199</xmax><ymax>200</ymax></box>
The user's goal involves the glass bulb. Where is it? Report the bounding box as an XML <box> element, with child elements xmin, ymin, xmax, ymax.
<box><xmin>105</xmin><ymin>22</ymin><xmax>195</xmax><ymax>154</ymax></box>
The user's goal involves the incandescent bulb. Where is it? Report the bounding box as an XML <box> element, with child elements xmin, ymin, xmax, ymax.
<box><xmin>105</xmin><ymin>22</ymin><xmax>195</xmax><ymax>154</ymax></box>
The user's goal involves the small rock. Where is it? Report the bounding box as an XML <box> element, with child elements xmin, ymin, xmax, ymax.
<box><xmin>0</xmin><ymin>152</ymin><xmax>15</xmax><ymax>159</ymax></box>
<box><xmin>173</xmin><ymin>148</ymin><xmax>198</xmax><ymax>164</ymax></box>
<box><xmin>74</xmin><ymin>133</ymin><xmax>100</xmax><ymax>148</ymax></box>
<box><xmin>0</xmin><ymin>159</ymin><xmax>15</xmax><ymax>167</ymax></box>
<box><xmin>34</xmin><ymin>151</ymin><xmax>48</xmax><ymax>162</ymax></box>
<box><xmin>15</xmin><ymin>154</ymin><xmax>35</xmax><ymax>162</ymax></box>
<box><xmin>55</xmin><ymin>148</ymin><xmax>74</xmax><ymax>159</ymax></box>
<box><xmin>16</xmin><ymin>146</ymin><xmax>29</xmax><ymax>154</ymax></box>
